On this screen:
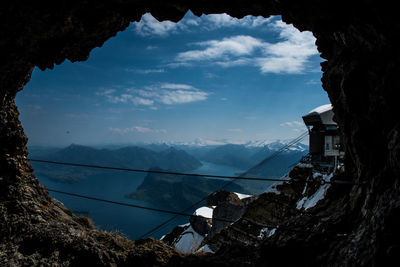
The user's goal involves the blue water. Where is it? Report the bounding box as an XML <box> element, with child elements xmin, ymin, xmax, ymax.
<box><xmin>192</xmin><ymin>161</ymin><xmax>246</xmax><ymax>177</ymax></box>
<box><xmin>35</xmin><ymin>161</ymin><xmax>246</xmax><ymax>240</ymax></box>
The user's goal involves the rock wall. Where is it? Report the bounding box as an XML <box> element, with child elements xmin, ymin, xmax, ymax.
<box><xmin>1</xmin><ymin>0</ymin><xmax>399</xmax><ymax>265</ymax></box>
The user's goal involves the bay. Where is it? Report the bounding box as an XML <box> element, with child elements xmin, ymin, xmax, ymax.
<box><xmin>35</xmin><ymin>161</ymin><xmax>246</xmax><ymax>240</ymax></box>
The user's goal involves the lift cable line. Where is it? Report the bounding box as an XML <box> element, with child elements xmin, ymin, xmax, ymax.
<box><xmin>30</xmin><ymin>152</ymin><xmax>366</xmax><ymax>186</ymax></box>
<box><xmin>243</xmin><ymin>131</ymin><xmax>309</xmax><ymax>176</ymax></box>
<box><xmin>30</xmin><ymin>159</ymin><xmax>291</xmax><ymax>183</ymax></box>
<box><xmin>138</xmin><ymin>174</ymin><xmax>238</xmax><ymax>239</ymax></box>
<box><xmin>47</xmin><ymin>188</ymin><xmax>331</xmax><ymax>236</ymax></box>
<box><xmin>139</xmin><ymin>131</ymin><xmax>312</xmax><ymax>238</ymax></box>
<box><xmin>31</xmin><ymin>133</ymin><xmax>366</xmax><ymax>241</ymax></box>
<box><xmin>47</xmin><ymin>188</ymin><xmax>234</xmax><ymax>223</ymax></box>
<box><xmin>138</xmin><ymin>131</ymin><xmax>366</xmax><ymax>238</ymax></box>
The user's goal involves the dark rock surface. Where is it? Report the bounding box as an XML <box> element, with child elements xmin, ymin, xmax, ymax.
<box><xmin>209</xmin><ymin>193</ymin><xmax>246</xmax><ymax>237</ymax></box>
<box><xmin>202</xmin><ymin>166</ymin><xmax>332</xmax><ymax>258</ymax></box>
<box><xmin>1</xmin><ymin>0</ymin><xmax>400</xmax><ymax>266</ymax></box>
<box><xmin>206</xmin><ymin>190</ymin><xmax>242</xmax><ymax>207</ymax></box>
<box><xmin>162</xmin><ymin>224</ymin><xmax>191</xmax><ymax>247</ymax></box>
<box><xmin>190</xmin><ymin>214</ymin><xmax>212</xmax><ymax>236</ymax></box>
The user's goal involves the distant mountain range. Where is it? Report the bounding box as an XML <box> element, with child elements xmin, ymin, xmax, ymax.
<box><xmin>29</xmin><ymin>144</ymin><xmax>202</xmax><ymax>182</ymax></box>
<box><xmin>29</xmin><ymin>139</ymin><xmax>308</xmax><ymax>195</ymax></box>
<box><xmin>138</xmin><ymin>140</ymin><xmax>307</xmax><ymax>174</ymax></box>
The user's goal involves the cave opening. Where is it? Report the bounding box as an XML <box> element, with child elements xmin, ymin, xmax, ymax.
<box><xmin>1</xmin><ymin>1</ymin><xmax>399</xmax><ymax>265</ymax></box>
<box><xmin>14</xmin><ymin>11</ymin><xmax>329</xmax><ymax>241</ymax></box>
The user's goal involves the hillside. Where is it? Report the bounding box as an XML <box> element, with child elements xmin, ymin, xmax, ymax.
<box><xmin>30</xmin><ymin>144</ymin><xmax>202</xmax><ymax>182</ymax></box>
<box><xmin>239</xmin><ymin>147</ymin><xmax>308</xmax><ymax>193</ymax></box>
<box><xmin>200</xmin><ymin>144</ymin><xmax>258</xmax><ymax>169</ymax></box>
<box><xmin>126</xmin><ymin>168</ymin><xmax>247</xmax><ymax>210</ymax></box>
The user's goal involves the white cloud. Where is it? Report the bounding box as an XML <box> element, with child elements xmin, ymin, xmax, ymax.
<box><xmin>131</xmin><ymin>97</ymin><xmax>154</xmax><ymax>106</ymax></box>
<box><xmin>215</xmin><ymin>57</ymin><xmax>252</xmax><ymax>67</ymax></box>
<box><xmin>125</xmin><ymin>68</ymin><xmax>165</xmax><ymax>74</ymax></box>
<box><xmin>256</xmin><ymin>20</ymin><xmax>318</xmax><ymax>74</ymax></box>
<box><xmin>307</xmin><ymin>79</ymin><xmax>320</xmax><ymax>85</ymax></box>
<box><xmin>98</xmin><ymin>83</ymin><xmax>209</xmax><ymax>108</ymax></box>
<box><xmin>202</xmin><ymin>14</ymin><xmax>271</xmax><ymax>29</ymax></box>
<box><xmin>280</xmin><ymin>120</ymin><xmax>305</xmax><ymax>132</ymax></box>
<box><xmin>280</xmin><ymin>121</ymin><xmax>303</xmax><ymax>127</ymax></box>
<box><xmin>256</xmin><ymin>56</ymin><xmax>307</xmax><ymax>74</ymax></box>
<box><xmin>165</xmin><ymin>62</ymin><xmax>193</xmax><ymax>68</ymax></box>
<box><xmin>146</xmin><ymin>45</ymin><xmax>158</xmax><ymax>50</ymax></box>
<box><xmin>132</xmin><ymin>12</ymin><xmax>272</xmax><ymax>37</ymax></box>
<box><xmin>96</xmin><ymin>89</ymin><xmax>115</xmax><ymax>96</ymax></box>
<box><xmin>160</xmin><ymin>83</ymin><xmax>196</xmax><ymax>90</ymax></box>
<box><xmin>133</xmin><ymin>13</ymin><xmax>186</xmax><ymax>37</ymax></box>
<box><xmin>158</xmin><ymin>89</ymin><xmax>208</xmax><ymax>105</ymax></box>
<box><xmin>109</xmin><ymin>126</ymin><xmax>166</xmax><ymax>135</ymax></box>
<box><xmin>172</xmin><ymin>20</ymin><xmax>319</xmax><ymax>74</ymax></box>
<box><xmin>176</xmin><ymin>35</ymin><xmax>264</xmax><ymax>62</ymax></box>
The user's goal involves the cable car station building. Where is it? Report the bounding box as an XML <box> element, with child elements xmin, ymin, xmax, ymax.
<box><xmin>302</xmin><ymin>104</ymin><xmax>344</xmax><ymax>171</ymax></box>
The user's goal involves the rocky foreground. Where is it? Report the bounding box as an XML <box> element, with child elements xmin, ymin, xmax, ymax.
<box><xmin>162</xmin><ymin>164</ymin><xmax>349</xmax><ymax>263</ymax></box>
<box><xmin>2</xmin><ymin>0</ymin><xmax>400</xmax><ymax>265</ymax></box>
<box><xmin>0</xmin><ymin>161</ymin><xmax>348</xmax><ymax>266</ymax></box>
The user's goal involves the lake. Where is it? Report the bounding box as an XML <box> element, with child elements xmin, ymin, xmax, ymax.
<box><xmin>35</xmin><ymin>161</ymin><xmax>247</xmax><ymax>240</ymax></box>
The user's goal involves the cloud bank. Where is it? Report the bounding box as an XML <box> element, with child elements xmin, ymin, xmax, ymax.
<box><xmin>174</xmin><ymin>20</ymin><xmax>318</xmax><ymax>74</ymax></box>
<box><xmin>109</xmin><ymin>126</ymin><xmax>167</xmax><ymax>135</ymax></box>
<box><xmin>133</xmin><ymin>12</ymin><xmax>272</xmax><ymax>37</ymax></box>
<box><xmin>97</xmin><ymin>83</ymin><xmax>209</xmax><ymax>108</ymax></box>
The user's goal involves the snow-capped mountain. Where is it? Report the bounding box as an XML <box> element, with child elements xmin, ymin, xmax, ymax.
<box><xmin>261</xmin><ymin>140</ymin><xmax>308</xmax><ymax>152</ymax></box>
<box><xmin>139</xmin><ymin>138</ymin><xmax>308</xmax><ymax>151</ymax></box>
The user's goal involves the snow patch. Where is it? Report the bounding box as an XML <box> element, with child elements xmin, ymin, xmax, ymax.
<box><xmin>297</xmin><ymin>163</ymin><xmax>313</xmax><ymax>168</ymax></box>
<box><xmin>196</xmin><ymin>244</ymin><xmax>214</xmax><ymax>254</ymax></box>
<box><xmin>296</xmin><ymin>197</ymin><xmax>307</xmax><ymax>209</ymax></box>
<box><xmin>296</xmin><ymin>173</ymin><xmax>333</xmax><ymax>210</ymax></box>
<box><xmin>194</xmin><ymin>206</ymin><xmax>214</xmax><ymax>219</ymax></box>
<box><xmin>234</xmin><ymin>192</ymin><xmax>252</xmax><ymax>200</ymax></box>
<box><xmin>174</xmin><ymin>226</ymin><xmax>204</xmax><ymax>254</ymax></box>
<box><xmin>257</xmin><ymin>227</ymin><xmax>277</xmax><ymax>239</ymax></box>
<box><xmin>268</xmin><ymin>228</ymin><xmax>276</xmax><ymax>237</ymax></box>
<box><xmin>265</xmin><ymin>184</ymin><xmax>281</xmax><ymax>195</ymax></box>
<box><xmin>313</xmin><ymin>172</ymin><xmax>322</xmax><ymax>178</ymax></box>
<box><xmin>264</xmin><ymin>176</ymin><xmax>287</xmax><ymax>195</ymax></box>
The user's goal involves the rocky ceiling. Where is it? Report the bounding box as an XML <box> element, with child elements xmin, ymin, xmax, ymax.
<box><xmin>1</xmin><ymin>0</ymin><xmax>399</xmax><ymax>265</ymax></box>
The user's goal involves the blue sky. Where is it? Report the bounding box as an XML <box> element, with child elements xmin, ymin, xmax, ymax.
<box><xmin>16</xmin><ymin>12</ymin><xmax>329</xmax><ymax>146</ymax></box>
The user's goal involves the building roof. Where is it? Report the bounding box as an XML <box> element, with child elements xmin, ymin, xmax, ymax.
<box><xmin>302</xmin><ymin>104</ymin><xmax>336</xmax><ymax>126</ymax></box>
<box><xmin>308</xmin><ymin>104</ymin><xmax>332</xmax><ymax>114</ymax></box>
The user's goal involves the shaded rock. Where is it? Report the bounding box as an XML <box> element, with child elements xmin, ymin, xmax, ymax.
<box><xmin>190</xmin><ymin>215</ymin><xmax>212</xmax><ymax>236</ymax></box>
<box><xmin>210</xmin><ymin>201</ymin><xmax>246</xmax><ymax>238</ymax></box>
<box><xmin>206</xmin><ymin>190</ymin><xmax>242</xmax><ymax>206</ymax></box>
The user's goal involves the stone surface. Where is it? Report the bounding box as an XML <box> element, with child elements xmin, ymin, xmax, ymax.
<box><xmin>1</xmin><ymin>0</ymin><xmax>400</xmax><ymax>266</ymax></box>
<box><xmin>209</xmin><ymin>195</ymin><xmax>246</xmax><ymax>237</ymax></box>
<box><xmin>190</xmin><ymin>214</ymin><xmax>212</xmax><ymax>236</ymax></box>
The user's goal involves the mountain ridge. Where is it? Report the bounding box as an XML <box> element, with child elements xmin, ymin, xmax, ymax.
<box><xmin>30</xmin><ymin>144</ymin><xmax>203</xmax><ymax>182</ymax></box>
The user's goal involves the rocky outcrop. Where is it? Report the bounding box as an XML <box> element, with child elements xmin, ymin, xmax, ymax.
<box><xmin>208</xmin><ymin>192</ymin><xmax>247</xmax><ymax>237</ymax></box>
<box><xmin>1</xmin><ymin>0</ymin><xmax>400</xmax><ymax>266</ymax></box>
<box><xmin>190</xmin><ymin>215</ymin><xmax>212</xmax><ymax>236</ymax></box>
<box><xmin>162</xmin><ymin>191</ymin><xmax>249</xmax><ymax>254</ymax></box>
<box><xmin>201</xmin><ymin>166</ymin><xmax>325</xmax><ymax>253</ymax></box>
